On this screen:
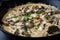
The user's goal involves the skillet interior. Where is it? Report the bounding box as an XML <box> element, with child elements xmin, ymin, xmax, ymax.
<box><xmin>0</xmin><ymin>0</ymin><xmax>60</xmax><ymax>39</ymax></box>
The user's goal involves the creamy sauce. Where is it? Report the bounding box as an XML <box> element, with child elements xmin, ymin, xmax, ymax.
<box><xmin>2</xmin><ymin>3</ymin><xmax>60</xmax><ymax>37</ymax></box>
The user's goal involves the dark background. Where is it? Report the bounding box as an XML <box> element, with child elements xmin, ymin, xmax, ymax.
<box><xmin>0</xmin><ymin>0</ymin><xmax>60</xmax><ymax>40</ymax></box>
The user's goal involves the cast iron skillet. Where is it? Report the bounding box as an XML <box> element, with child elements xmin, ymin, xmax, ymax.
<box><xmin>0</xmin><ymin>0</ymin><xmax>60</xmax><ymax>40</ymax></box>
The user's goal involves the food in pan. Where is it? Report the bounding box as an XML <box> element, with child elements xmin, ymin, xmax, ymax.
<box><xmin>2</xmin><ymin>3</ymin><xmax>60</xmax><ymax>37</ymax></box>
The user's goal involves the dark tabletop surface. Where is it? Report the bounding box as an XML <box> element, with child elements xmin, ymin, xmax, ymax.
<box><xmin>0</xmin><ymin>31</ymin><xmax>9</xmax><ymax>40</ymax></box>
<box><xmin>0</xmin><ymin>0</ymin><xmax>60</xmax><ymax>40</ymax></box>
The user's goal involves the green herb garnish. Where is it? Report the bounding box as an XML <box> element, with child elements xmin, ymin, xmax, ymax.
<box><xmin>26</xmin><ymin>13</ymin><xmax>31</xmax><ymax>17</ymax></box>
<box><xmin>13</xmin><ymin>14</ymin><xmax>17</xmax><ymax>18</ymax></box>
<box><xmin>25</xmin><ymin>13</ymin><xmax>31</xmax><ymax>21</ymax></box>
<box><xmin>35</xmin><ymin>26</ymin><xmax>39</xmax><ymax>30</ymax></box>
<box><xmin>25</xmin><ymin>17</ymin><xmax>29</xmax><ymax>21</ymax></box>
<box><xmin>36</xmin><ymin>11</ymin><xmax>40</xmax><ymax>14</ymax></box>
<box><xmin>49</xmin><ymin>16</ymin><xmax>56</xmax><ymax>21</ymax></box>
<box><xmin>45</xmin><ymin>15</ymin><xmax>50</xmax><ymax>20</ymax></box>
<box><xmin>42</xmin><ymin>12</ymin><xmax>46</xmax><ymax>15</ymax></box>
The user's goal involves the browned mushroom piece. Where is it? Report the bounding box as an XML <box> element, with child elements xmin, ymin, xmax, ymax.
<box><xmin>47</xmin><ymin>25</ymin><xmax>60</xmax><ymax>34</ymax></box>
<box><xmin>14</xmin><ymin>29</ymin><xmax>20</xmax><ymax>35</ymax></box>
<box><xmin>22</xmin><ymin>32</ymin><xmax>31</xmax><ymax>37</ymax></box>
